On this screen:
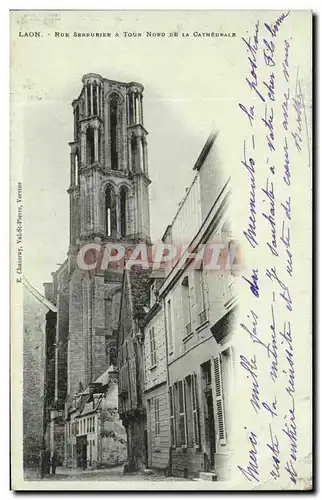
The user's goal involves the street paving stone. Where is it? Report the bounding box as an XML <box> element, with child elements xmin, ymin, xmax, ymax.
<box><xmin>25</xmin><ymin>466</ymin><xmax>190</xmax><ymax>482</ymax></box>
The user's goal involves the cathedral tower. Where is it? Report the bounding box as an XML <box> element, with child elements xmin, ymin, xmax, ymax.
<box><xmin>67</xmin><ymin>74</ymin><xmax>151</xmax><ymax>399</ymax></box>
<box><xmin>68</xmin><ymin>73</ymin><xmax>150</xmax><ymax>249</ymax></box>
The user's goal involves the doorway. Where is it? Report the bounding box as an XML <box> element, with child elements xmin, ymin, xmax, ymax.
<box><xmin>76</xmin><ymin>435</ymin><xmax>87</xmax><ymax>469</ymax></box>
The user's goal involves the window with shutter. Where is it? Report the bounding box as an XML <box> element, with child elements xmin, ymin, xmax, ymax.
<box><xmin>182</xmin><ymin>277</ymin><xmax>192</xmax><ymax>336</ymax></box>
<box><xmin>154</xmin><ymin>397</ymin><xmax>160</xmax><ymax>436</ymax></box>
<box><xmin>195</xmin><ymin>266</ymin><xmax>208</xmax><ymax>325</ymax></box>
<box><xmin>191</xmin><ymin>373</ymin><xmax>200</xmax><ymax>448</ymax></box>
<box><xmin>213</xmin><ymin>355</ymin><xmax>227</xmax><ymax>445</ymax></box>
<box><xmin>183</xmin><ymin>379</ymin><xmax>188</xmax><ymax>446</ymax></box>
<box><xmin>150</xmin><ymin>397</ymin><xmax>154</xmax><ymax>436</ymax></box>
<box><xmin>221</xmin><ymin>347</ymin><xmax>235</xmax><ymax>441</ymax></box>
<box><xmin>167</xmin><ymin>300</ymin><xmax>174</xmax><ymax>353</ymax></box>
<box><xmin>177</xmin><ymin>380</ymin><xmax>187</xmax><ymax>447</ymax></box>
<box><xmin>184</xmin><ymin>376</ymin><xmax>193</xmax><ymax>447</ymax></box>
<box><xmin>153</xmin><ymin>331</ymin><xmax>156</xmax><ymax>365</ymax></box>
<box><xmin>149</xmin><ymin>327</ymin><xmax>157</xmax><ymax>366</ymax></box>
<box><xmin>169</xmin><ymin>386</ymin><xmax>176</xmax><ymax>447</ymax></box>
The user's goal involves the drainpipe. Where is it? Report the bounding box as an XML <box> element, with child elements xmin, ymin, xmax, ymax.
<box><xmin>162</xmin><ymin>297</ymin><xmax>172</xmax><ymax>475</ymax></box>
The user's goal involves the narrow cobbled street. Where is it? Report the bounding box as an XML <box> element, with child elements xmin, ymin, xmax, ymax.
<box><xmin>24</xmin><ymin>465</ymin><xmax>190</xmax><ymax>483</ymax></box>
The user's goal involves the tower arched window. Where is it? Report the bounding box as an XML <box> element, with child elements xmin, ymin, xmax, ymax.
<box><xmin>131</xmin><ymin>136</ymin><xmax>137</xmax><ymax>172</ymax></box>
<box><xmin>87</xmin><ymin>83</ymin><xmax>91</xmax><ymax>116</ymax></box>
<box><xmin>105</xmin><ymin>186</ymin><xmax>117</xmax><ymax>237</ymax></box>
<box><xmin>110</xmin><ymin>96</ymin><xmax>118</xmax><ymax>170</ymax></box>
<box><xmin>93</xmin><ymin>82</ymin><xmax>98</xmax><ymax>115</ymax></box>
<box><xmin>74</xmin><ymin>105</ymin><xmax>80</xmax><ymax>140</ymax></box>
<box><xmin>86</xmin><ymin>127</ymin><xmax>95</xmax><ymax>165</ymax></box>
<box><xmin>75</xmin><ymin>151</ymin><xmax>79</xmax><ymax>186</ymax></box>
<box><xmin>141</xmin><ymin>137</ymin><xmax>146</xmax><ymax>172</ymax></box>
<box><xmin>120</xmin><ymin>187</ymin><xmax>127</xmax><ymax>237</ymax></box>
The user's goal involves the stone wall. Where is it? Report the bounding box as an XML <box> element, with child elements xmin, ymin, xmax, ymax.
<box><xmin>23</xmin><ymin>291</ymin><xmax>46</xmax><ymax>467</ymax></box>
<box><xmin>56</xmin><ymin>289</ymin><xmax>69</xmax><ymax>404</ymax></box>
<box><xmin>171</xmin><ymin>448</ymin><xmax>205</xmax><ymax>478</ymax></box>
<box><xmin>68</xmin><ymin>268</ymin><xmax>86</xmax><ymax>396</ymax></box>
<box><xmin>100</xmin><ymin>381</ymin><xmax>127</xmax><ymax>467</ymax></box>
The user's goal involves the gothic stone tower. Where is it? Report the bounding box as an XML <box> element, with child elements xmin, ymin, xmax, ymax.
<box><xmin>67</xmin><ymin>73</ymin><xmax>151</xmax><ymax>400</ymax></box>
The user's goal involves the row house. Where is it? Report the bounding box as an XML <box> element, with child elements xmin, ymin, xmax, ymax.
<box><xmin>64</xmin><ymin>365</ymin><xmax>127</xmax><ymax>469</ymax></box>
<box><xmin>141</xmin><ymin>270</ymin><xmax>170</xmax><ymax>472</ymax></box>
<box><xmin>142</xmin><ymin>132</ymin><xmax>238</xmax><ymax>480</ymax></box>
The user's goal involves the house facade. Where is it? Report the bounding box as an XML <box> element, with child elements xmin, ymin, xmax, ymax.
<box><xmin>141</xmin><ymin>132</ymin><xmax>238</xmax><ymax>480</ymax></box>
<box><xmin>142</xmin><ymin>271</ymin><xmax>171</xmax><ymax>472</ymax></box>
<box><xmin>64</xmin><ymin>366</ymin><xmax>127</xmax><ymax>469</ymax></box>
